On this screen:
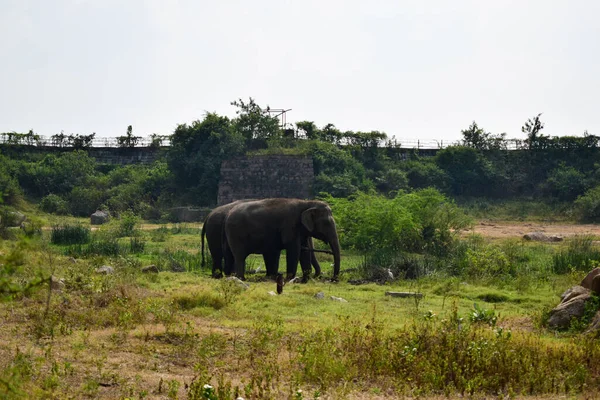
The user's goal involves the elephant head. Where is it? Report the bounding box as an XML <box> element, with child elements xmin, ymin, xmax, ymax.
<box><xmin>300</xmin><ymin>204</ymin><xmax>341</xmax><ymax>280</ymax></box>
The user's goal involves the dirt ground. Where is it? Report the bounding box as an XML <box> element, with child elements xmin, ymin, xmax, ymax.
<box><xmin>463</xmin><ymin>221</ymin><xmax>600</xmax><ymax>239</ymax></box>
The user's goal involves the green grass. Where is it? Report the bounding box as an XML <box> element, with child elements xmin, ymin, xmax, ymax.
<box><xmin>1</xmin><ymin>218</ymin><xmax>599</xmax><ymax>399</ymax></box>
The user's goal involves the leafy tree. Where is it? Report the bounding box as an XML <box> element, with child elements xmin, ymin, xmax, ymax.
<box><xmin>167</xmin><ymin>113</ymin><xmax>245</xmax><ymax>205</ymax></box>
<box><xmin>18</xmin><ymin>151</ymin><xmax>97</xmax><ymax>197</ymax></box>
<box><xmin>231</xmin><ymin>98</ymin><xmax>280</xmax><ymax>149</ymax></box>
<box><xmin>435</xmin><ymin>146</ymin><xmax>498</xmax><ymax>196</ymax></box>
<box><xmin>574</xmin><ymin>185</ymin><xmax>600</xmax><ymax>222</ymax></box>
<box><xmin>461</xmin><ymin>122</ymin><xmax>506</xmax><ymax>150</ymax></box>
<box><xmin>117</xmin><ymin>125</ymin><xmax>142</xmax><ymax>148</ymax></box>
<box><xmin>542</xmin><ymin>163</ymin><xmax>586</xmax><ymax>201</ymax></box>
<box><xmin>522</xmin><ymin>113</ymin><xmax>546</xmax><ymax>150</ymax></box>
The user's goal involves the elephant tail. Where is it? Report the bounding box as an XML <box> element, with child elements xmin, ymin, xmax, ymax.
<box><xmin>201</xmin><ymin>219</ymin><xmax>206</xmax><ymax>269</ymax></box>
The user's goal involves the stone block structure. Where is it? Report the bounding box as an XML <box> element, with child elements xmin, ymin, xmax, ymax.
<box><xmin>218</xmin><ymin>155</ymin><xmax>314</xmax><ymax>205</ymax></box>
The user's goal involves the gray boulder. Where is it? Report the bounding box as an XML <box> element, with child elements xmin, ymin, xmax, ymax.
<box><xmin>50</xmin><ymin>276</ymin><xmax>65</xmax><ymax>291</ymax></box>
<box><xmin>141</xmin><ymin>265</ymin><xmax>159</xmax><ymax>273</ymax></box>
<box><xmin>548</xmin><ymin>285</ymin><xmax>592</xmax><ymax>330</ymax></box>
<box><xmin>4</xmin><ymin>211</ymin><xmax>26</xmax><ymax>227</ymax></box>
<box><xmin>90</xmin><ymin>210</ymin><xmax>110</xmax><ymax>225</ymax></box>
<box><xmin>95</xmin><ymin>265</ymin><xmax>114</xmax><ymax>275</ymax></box>
<box><xmin>523</xmin><ymin>232</ymin><xmax>563</xmax><ymax>242</ymax></box>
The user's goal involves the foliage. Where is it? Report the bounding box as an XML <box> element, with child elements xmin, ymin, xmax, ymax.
<box><xmin>50</xmin><ymin>224</ymin><xmax>91</xmax><ymax>245</ymax></box>
<box><xmin>39</xmin><ymin>194</ymin><xmax>69</xmax><ymax>215</ymax></box>
<box><xmin>116</xmin><ymin>125</ymin><xmax>142</xmax><ymax>148</ymax></box>
<box><xmin>435</xmin><ymin>146</ymin><xmax>501</xmax><ymax>197</ymax></box>
<box><xmin>323</xmin><ymin>189</ymin><xmax>471</xmax><ymax>256</ymax></box>
<box><xmin>542</xmin><ymin>163</ymin><xmax>586</xmax><ymax>201</ymax></box>
<box><xmin>167</xmin><ymin>113</ymin><xmax>245</xmax><ymax>205</ymax></box>
<box><xmin>552</xmin><ymin>236</ymin><xmax>600</xmax><ymax>274</ymax></box>
<box><xmin>231</xmin><ymin>98</ymin><xmax>281</xmax><ymax>149</ymax></box>
<box><xmin>461</xmin><ymin>121</ymin><xmax>506</xmax><ymax>150</ymax></box>
<box><xmin>574</xmin><ymin>185</ymin><xmax>600</xmax><ymax>222</ymax></box>
<box><xmin>469</xmin><ymin>303</ymin><xmax>498</xmax><ymax>326</ymax></box>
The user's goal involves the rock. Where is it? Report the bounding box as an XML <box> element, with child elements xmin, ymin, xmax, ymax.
<box><xmin>226</xmin><ymin>276</ymin><xmax>249</xmax><ymax>289</ymax></box>
<box><xmin>385</xmin><ymin>291</ymin><xmax>424</xmax><ymax>299</ymax></box>
<box><xmin>314</xmin><ymin>291</ymin><xmax>325</xmax><ymax>299</ymax></box>
<box><xmin>287</xmin><ymin>277</ymin><xmax>301</xmax><ymax>284</ymax></box>
<box><xmin>95</xmin><ymin>265</ymin><xmax>114</xmax><ymax>275</ymax></box>
<box><xmin>90</xmin><ymin>210</ymin><xmax>110</xmax><ymax>225</ymax></box>
<box><xmin>330</xmin><ymin>295</ymin><xmax>348</xmax><ymax>303</ymax></box>
<box><xmin>4</xmin><ymin>211</ymin><xmax>26</xmax><ymax>227</ymax></box>
<box><xmin>586</xmin><ymin>311</ymin><xmax>600</xmax><ymax>333</ymax></box>
<box><xmin>581</xmin><ymin>267</ymin><xmax>600</xmax><ymax>290</ymax></box>
<box><xmin>548</xmin><ymin>285</ymin><xmax>592</xmax><ymax>330</ymax></box>
<box><xmin>50</xmin><ymin>276</ymin><xmax>65</xmax><ymax>291</ymax></box>
<box><xmin>560</xmin><ymin>285</ymin><xmax>589</xmax><ymax>302</ymax></box>
<box><xmin>592</xmin><ymin>276</ymin><xmax>600</xmax><ymax>295</ymax></box>
<box><xmin>170</xmin><ymin>263</ymin><xmax>186</xmax><ymax>272</ymax></box>
<box><xmin>267</xmin><ymin>291</ymin><xmax>277</xmax><ymax>296</ymax></box>
<box><xmin>523</xmin><ymin>232</ymin><xmax>563</xmax><ymax>242</ymax></box>
<box><xmin>141</xmin><ymin>265</ymin><xmax>159</xmax><ymax>273</ymax></box>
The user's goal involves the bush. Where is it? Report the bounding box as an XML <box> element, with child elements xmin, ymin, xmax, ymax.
<box><xmin>543</xmin><ymin>163</ymin><xmax>586</xmax><ymax>201</ymax></box>
<box><xmin>323</xmin><ymin>189</ymin><xmax>471</xmax><ymax>256</ymax></box>
<box><xmin>39</xmin><ymin>194</ymin><xmax>69</xmax><ymax>215</ymax></box>
<box><xmin>51</xmin><ymin>225</ymin><xmax>91</xmax><ymax>245</ymax></box>
<box><xmin>117</xmin><ymin>211</ymin><xmax>140</xmax><ymax>237</ymax></box>
<box><xmin>552</xmin><ymin>236</ymin><xmax>600</xmax><ymax>274</ymax></box>
<box><xmin>574</xmin><ymin>186</ymin><xmax>600</xmax><ymax>222</ymax></box>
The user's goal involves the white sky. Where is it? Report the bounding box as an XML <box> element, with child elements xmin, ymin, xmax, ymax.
<box><xmin>1</xmin><ymin>0</ymin><xmax>599</xmax><ymax>142</ymax></box>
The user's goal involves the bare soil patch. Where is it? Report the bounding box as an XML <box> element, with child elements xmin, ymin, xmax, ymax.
<box><xmin>463</xmin><ymin>221</ymin><xmax>600</xmax><ymax>240</ymax></box>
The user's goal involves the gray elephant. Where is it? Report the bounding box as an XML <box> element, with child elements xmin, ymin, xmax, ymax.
<box><xmin>223</xmin><ymin>198</ymin><xmax>341</xmax><ymax>281</ymax></box>
<box><xmin>201</xmin><ymin>200</ymin><xmax>322</xmax><ymax>279</ymax></box>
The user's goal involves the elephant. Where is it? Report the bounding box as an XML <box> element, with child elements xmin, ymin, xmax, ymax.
<box><xmin>201</xmin><ymin>200</ymin><xmax>322</xmax><ymax>279</ymax></box>
<box><xmin>223</xmin><ymin>198</ymin><xmax>341</xmax><ymax>281</ymax></box>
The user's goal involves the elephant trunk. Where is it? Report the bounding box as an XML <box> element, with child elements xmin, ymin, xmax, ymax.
<box><xmin>329</xmin><ymin>234</ymin><xmax>341</xmax><ymax>281</ymax></box>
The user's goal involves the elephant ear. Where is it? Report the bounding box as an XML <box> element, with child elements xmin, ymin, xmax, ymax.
<box><xmin>301</xmin><ymin>208</ymin><xmax>318</xmax><ymax>233</ymax></box>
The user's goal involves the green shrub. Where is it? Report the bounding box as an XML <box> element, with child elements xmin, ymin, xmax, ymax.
<box><xmin>324</xmin><ymin>189</ymin><xmax>471</xmax><ymax>256</ymax></box>
<box><xmin>117</xmin><ymin>210</ymin><xmax>140</xmax><ymax>237</ymax></box>
<box><xmin>469</xmin><ymin>303</ymin><xmax>498</xmax><ymax>326</ymax></box>
<box><xmin>543</xmin><ymin>163</ymin><xmax>586</xmax><ymax>201</ymax></box>
<box><xmin>51</xmin><ymin>224</ymin><xmax>91</xmax><ymax>245</ymax></box>
<box><xmin>575</xmin><ymin>186</ymin><xmax>600</xmax><ymax>222</ymax></box>
<box><xmin>39</xmin><ymin>194</ymin><xmax>69</xmax><ymax>215</ymax></box>
<box><xmin>67</xmin><ymin>187</ymin><xmax>105</xmax><ymax>217</ymax></box>
<box><xmin>552</xmin><ymin>236</ymin><xmax>600</xmax><ymax>274</ymax></box>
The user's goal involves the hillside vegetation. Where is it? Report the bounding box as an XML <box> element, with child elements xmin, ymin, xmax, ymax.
<box><xmin>3</xmin><ymin>101</ymin><xmax>600</xmax><ymax>398</ymax></box>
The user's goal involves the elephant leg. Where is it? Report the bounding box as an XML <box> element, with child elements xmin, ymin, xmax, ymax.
<box><xmin>308</xmin><ymin>237</ymin><xmax>322</xmax><ymax>278</ymax></box>
<box><xmin>285</xmin><ymin>242</ymin><xmax>301</xmax><ymax>281</ymax></box>
<box><xmin>263</xmin><ymin>251</ymin><xmax>281</xmax><ymax>279</ymax></box>
<box><xmin>231</xmin><ymin>249</ymin><xmax>247</xmax><ymax>280</ymax></box>
<box><xmin>211</xmin><ymin>250</ymin><xmax>223</xmax><ymax>278</ymax></box>
<box><xmin>299</xmin><ymin>239</ymin><xmax>312</xmax><ymax>283</ymax></box>
<box><xmin>223</xmin><ymin>247</ymin><xmax>234</xmax><ymax>276</ymax></box>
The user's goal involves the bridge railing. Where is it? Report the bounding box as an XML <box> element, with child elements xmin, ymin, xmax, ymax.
<box><xmin>0</xmin><ymin>133</ymin><xmax>528</xmax><ymax>150</ymax></box>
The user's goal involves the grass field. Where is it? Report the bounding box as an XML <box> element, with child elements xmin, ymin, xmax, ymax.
<box><xmin>1</xmin><ymin>217</ymin><xmax>599</xmax><ymax>399</ymax></box>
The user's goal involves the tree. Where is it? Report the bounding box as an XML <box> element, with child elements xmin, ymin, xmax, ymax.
<box><xmin>231</xmin><ymin>98</ymin><xmax>281</xmax><ymax>149</ymax></box>
<box><xmin>117</xmin><ymin>125</ymin><xmax>142</xmax><ymax>148</ymax></box>
<box><xmin>461</xmin><ymin>122</ymin><xmax>506</xmax><ymax>150</ymax></box>
<box><xmin>167</xmin><ymin>113</ymin><xmax>245</xmax><ymax>205</ymax></box>
<box><xmin>522</xmin><ymin>113</ymin><xmax>546</xmax><ymax>150</ymax></box>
